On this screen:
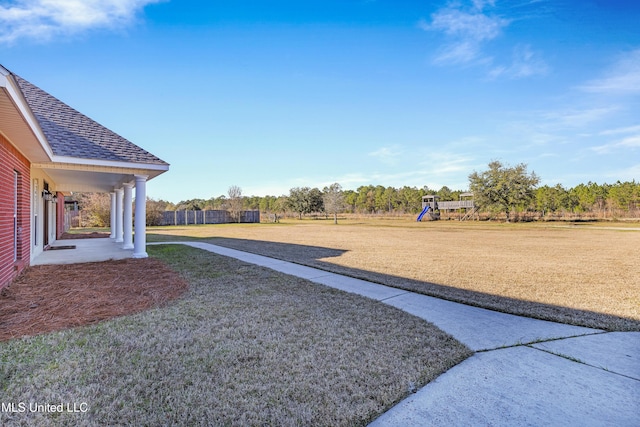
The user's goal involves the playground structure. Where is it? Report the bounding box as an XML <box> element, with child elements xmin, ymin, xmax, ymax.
<box><xmin>417</xmin><ymin>192</ymin><xmax>477</xmax><ymax>221</ymax></box>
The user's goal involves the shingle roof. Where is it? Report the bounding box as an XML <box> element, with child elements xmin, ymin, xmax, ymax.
<box><xmin>12</xmin><ymin>73</ymin><xmax>168</xmax><ymax>166</ymax></box>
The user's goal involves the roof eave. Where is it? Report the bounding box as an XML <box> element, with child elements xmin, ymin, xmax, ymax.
<box><xmin>31</xmin><ymin>159</ymin><xmax>170</xmax><ymax>193</ymax></box>
<box><xmin>0</xmin><ymin>68</ymin><xmax>54</xmax><ymax>162</ymax></box>
<box><xmin>48</xmin><ymin>155</ymin><xmax>169</xmax><ymax>172</ymax></box>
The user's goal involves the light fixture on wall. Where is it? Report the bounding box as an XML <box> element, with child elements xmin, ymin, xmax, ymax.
<box><xmin>42</xmin><ymin>189</ymin><xmax>52</xmax><ymax>201</ymax></box>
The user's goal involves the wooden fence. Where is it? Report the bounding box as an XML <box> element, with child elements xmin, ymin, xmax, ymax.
<box><xmin>159</xmin><ymin>210</ymin><xmax>260</xmax><ymax>226</ymax></box>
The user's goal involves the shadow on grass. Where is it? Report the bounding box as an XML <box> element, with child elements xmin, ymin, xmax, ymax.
<box><xmin>147</xmin><ymin>232</ymin><xmax>640</xmax><ymax>332</ymax></box>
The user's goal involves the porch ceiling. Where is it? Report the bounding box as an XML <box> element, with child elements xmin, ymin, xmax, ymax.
<box><xmin>33</xmin><ymin>162</ymin><xmax>167</xmax><ymax>193</ymax></box>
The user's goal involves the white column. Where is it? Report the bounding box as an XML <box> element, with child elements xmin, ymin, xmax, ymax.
<box><xmin>109</xmin><ymin>192</ymin><xmax>116</xmax><ymax>239</ymax></box>
<box><xmin>133</xmin><ymin>175</ymin><xmax>148</xmax><ymax>258</ymax></box>
<box><xmin>123</xmin><ymin>183</ymin><xmax>134</xmax><ymax>249</ymax></box>
<box><xmin>115</xmin><ymin>188</ymin><xmax>124</xmax><ymax>243</ymax></box>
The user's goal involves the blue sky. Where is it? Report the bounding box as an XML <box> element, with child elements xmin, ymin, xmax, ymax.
<box><xmin>1</xmin><ymin>0</ymin><xmax>639</xmax><ymax>203</ymax></box>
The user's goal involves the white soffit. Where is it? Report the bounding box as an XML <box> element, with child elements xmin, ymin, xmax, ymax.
<box><xmin>32</xmin><ymin>161</ymin><xmax>166</xmax><ymax>192</ymax></box>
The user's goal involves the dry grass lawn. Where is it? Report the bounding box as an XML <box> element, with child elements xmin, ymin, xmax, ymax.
<box><xmin>148</xmin><ymin>219</ymin><xmax>640</xmax><ymax>331</ymax></box>
<box><xmin>0</xmin><ymin>245</ymin><xmax>470</xmax><ymax>426</ymax></box>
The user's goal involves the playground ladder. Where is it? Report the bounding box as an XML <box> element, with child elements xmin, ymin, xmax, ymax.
<box><xmin>460</xmin><ymin>206</ymin><xmax>478</xmax><ymax>221</ymax></box>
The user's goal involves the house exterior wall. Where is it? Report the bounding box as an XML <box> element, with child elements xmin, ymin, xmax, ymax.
<box><xmin>0</xmin><ymin>133</ymin><xmax>31</xmax><ymax>289</ymax></box>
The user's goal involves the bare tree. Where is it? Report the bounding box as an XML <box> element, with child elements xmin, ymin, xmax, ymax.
<box><xmin>146</xmin><ymin>198</ymin><xmax>171</xmax><ymax>226</ymax></box>
<box><xmin>323</xmin><ymin>183</ymin><xmax>345</xmax><ymax>224</ymax></box>
<box><xmin>76</xmin><ymin>192</ymin><xmax>111</xmax><ymax>227</ymax></box>
<box><xmin>227</xmin><ymin>185</ymin><xmax>244</xmax><ymax>223</ymax></box>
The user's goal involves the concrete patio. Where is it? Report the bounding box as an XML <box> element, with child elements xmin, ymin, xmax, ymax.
<box><xmin>31</xmin><ymin>238</ymin><xmax>133</xmax><ymax>266</ymax></box>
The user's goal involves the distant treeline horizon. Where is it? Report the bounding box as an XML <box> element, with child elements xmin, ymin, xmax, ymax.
<box><xmin>153</xmin><ymin>180</ymin><xmax>639</xmax><ymax>218</ymax></box>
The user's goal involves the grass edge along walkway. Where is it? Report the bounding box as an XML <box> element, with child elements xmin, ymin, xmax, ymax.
<box><xmin>146</xmin><ymin>229</ymin><xmax>639</xmax><ymax>332</ymax></box>
<box><xmin>0</xmin><ymin>244</ymin><xmax>471</xmax><ymax>426</ymax></box>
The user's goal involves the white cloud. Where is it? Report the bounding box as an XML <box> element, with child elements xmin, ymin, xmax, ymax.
<box><xmin>579</xmin><ymin>49</ymin><xmax>640</xmax><ymax>95</ymax></box>
<box><xmin>368</xmin><ymin>144</ymin><xmax>404</xmax><ymax>164</ymax></box>
<box><xmin>0</xmin><ymin>0</ymin><xmax>162</xmax><ymax>43</ymax></box>
<box><xmin>432</xmin><ymin>39</ymin><xmax>483</xmax><ymax>65</ymax></box>
<box><xmin>612</xmin><ymin>163</ymin><xmax>640</xmax><ymax>182</ymax></box>
<box><xmin>425</xmin><ymin>8</ymin><xmax>507</xmax><ymax>41</ymax></box>
<box><xmin>471</xmin><ymin>0</ymin><xmax>496</xmax><ymax>10</ymax></box>
<box><xmin>599</xmin><ymin>124</ymin><xmax>640</xmax><ymax>136</ymax></box>
<box><xmin>334</xmin><ymin>169</ymin><xmax>447</xmax><ymax>190</ymax></box>
<box><xmin>619</xmin><ymin>135</ymin><xmax>640</xmax><ymax>148</ymax></box>
<box><xmin>326</xmin><ymin>151</ymin><xmax>476</xmax><ymax>191</ymax></box>
<box><xmin>488</xmin><ymin>44</ymin><xmax>548</xmax><ymax>79</ymax></box>
<box><xmin>420</xmin><ymin>3</ymin><xmax>509</xmax><ymax>65</ymax></box>
<box><xmin>329</xmin><ymin>173</ymin><xmax>372</xmax><ymax>188</ymax></box>
<box><xmin>542</xmin><ymin>106</ymin><xmax>619</xmax><ymax>128</ymax></box>
<box><xmin>421</xmin><ymin>1</ymin><xmax>548</xmax><ymax>79</ymax></box>
<box><xmin>418</xmin><ymin>150</ymin><xmax>475</xmax><ymax>174</ymax></box>
<box><xmin>592</xmin><ymin>133</ymin><xmax>640</xmax><ymax>154</ymax></box>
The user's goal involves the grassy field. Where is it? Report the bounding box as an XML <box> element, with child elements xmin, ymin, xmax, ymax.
<box><xmin>147</xmin><ymin>219</ymin><xmax>640</xmax><ymax>331</ymax></box>
<box><xmin>0</xmin><ymin>245</ymin><xmax>470</xmax><ymax>426</ymax></box>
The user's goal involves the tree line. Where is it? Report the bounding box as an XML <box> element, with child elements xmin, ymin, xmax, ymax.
<box><xmin>73</xmin><ymin>162</ymin><xmax>640</xmax><ymax>226</ymax></box>
<box><xmin>159</xmin><ymin>162</ymin><xmax>639</xmax><ymax>221</ymax></box>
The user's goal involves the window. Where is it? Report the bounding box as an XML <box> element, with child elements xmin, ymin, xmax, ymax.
<box><xmin>13</xmin><ymin>171</ymin><xmax>18</xmax><ymax>261</ymax></box>
<box><xmin>33</xmin><ymin>179</ymin><xmax>38</xmax><ymax>246</ymax></box>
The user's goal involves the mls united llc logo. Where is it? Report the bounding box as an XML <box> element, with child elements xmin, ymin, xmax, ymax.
<box><xmin>2</xmin><ymin>402</ymin><xmax>88</xmax><ymax>413</ymax></box>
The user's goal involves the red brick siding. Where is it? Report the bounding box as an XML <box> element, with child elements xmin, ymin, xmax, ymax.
<box><xmin>0</xmin><ymin>133</ymin><xmax>31</xmax><ymax>289</ymax></box>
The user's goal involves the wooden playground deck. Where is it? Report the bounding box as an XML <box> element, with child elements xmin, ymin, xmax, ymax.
<box><xmin>420</xmin><ymin>194</ymin><xmax>477</xmax><ymax>221</ymax></box>
<box><xmin>436</xmin><ymin>200</ymin><xmax>475</xmax><ymax>210</ymax></box>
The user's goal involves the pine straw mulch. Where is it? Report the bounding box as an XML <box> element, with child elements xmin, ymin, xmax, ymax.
<box><xmin>0</xmin><ymin>258</ymin><xmax>188</xmax><ymax>342</ymax></box>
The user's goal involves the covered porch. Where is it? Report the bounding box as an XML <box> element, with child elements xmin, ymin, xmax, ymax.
<box><xmin>31</xmin><ymin>237</ymin><xmax>134</xmax><ymax>266</ymax></box>
<box><xmin>0</xmin><ymin>65</ymin><xmax>169</xmax><ymax>268</ymax></box>
<box><xmin>34</xmin><ymin>161</ymin><xmax>165</xmax><ymax>261</ymax></box>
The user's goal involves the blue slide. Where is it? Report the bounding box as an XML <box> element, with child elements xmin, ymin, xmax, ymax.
<box><xmin>417</xmin><ymin>205</ymin><xmax>430</xmax><ymax>222</ymax></box>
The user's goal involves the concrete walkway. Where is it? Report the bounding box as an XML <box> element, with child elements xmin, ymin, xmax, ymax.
<box><xmin>152</xmin><ymin>242</ymin><xmax>639</xmax><ymax>426</ymax></box>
